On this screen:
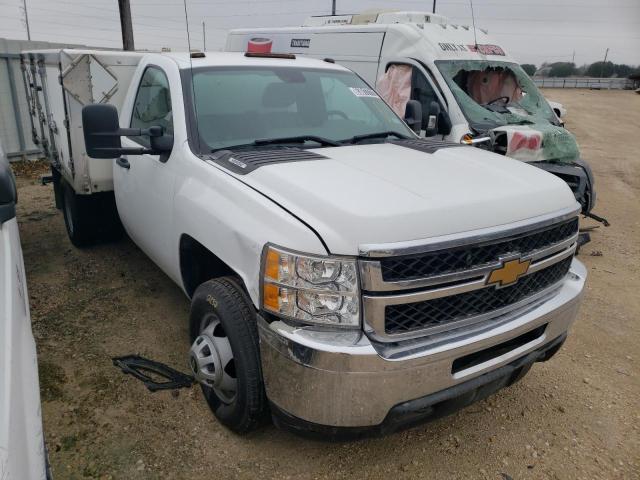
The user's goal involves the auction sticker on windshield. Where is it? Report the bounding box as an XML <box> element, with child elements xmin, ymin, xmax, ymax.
<box><xmin>350</xmin><ymin>87</ymin><xmax>379</xmax><ymax>98</ymax></box>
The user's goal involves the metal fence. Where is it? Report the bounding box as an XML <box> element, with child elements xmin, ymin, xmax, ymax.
<box><xmin>0</xmin><ymin>38</ymin><xmax>90</xmax><ymax>161</ymax></box>
<box><xmin>534</xmin><ymin>77</ymin><xmax>636</xmax><ymax>90</ymax></box>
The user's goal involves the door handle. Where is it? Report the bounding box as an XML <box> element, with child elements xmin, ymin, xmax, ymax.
<box><xmin>116</xmin><ymin>157</ymin><xmax>130</xmax><ymax>169</ymax></box>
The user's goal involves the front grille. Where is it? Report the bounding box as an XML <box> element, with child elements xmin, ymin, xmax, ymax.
<box><xmin>380</xmin><ymin>218</ymin><xmax>578</xmax><ymax>282</ymax></box>
<box><xmin>385</xmin><ymin>257</ymin><xmax>572</xmax><ymax>334</ymax></box>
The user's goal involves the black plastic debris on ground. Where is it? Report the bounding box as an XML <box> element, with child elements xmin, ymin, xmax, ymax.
<box><xmin>112</xmin><ymin>355</ymin><xmax>195</xmax><ymax>392</ymax></box>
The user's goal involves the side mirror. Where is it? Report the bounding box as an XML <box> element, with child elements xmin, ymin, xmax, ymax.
<box><xmin>438</xmin><ymin>107</ymin><xmax>452</xmax><ymax>136</ymax></box>
<box><xmin>82</xmin><ymin>104</ymin><xmax>122</xmax><ymax>158</ymax></box>
<box><xmin>82</xmin><ymin>104</ymin><xmax>173</xmax><ymax>159</ymax></box>
<box><xmin>424</xmin><ymin>101</ymin><xmax>453</xmax><ymax>137</ymax></box>
<box><xmin>425</xmin><ymin>101</ymin><xmax>440</xmax><ymax>137</ymax></box>
<box><xmin>150</xmin><ymin>134</ymin><xmax>174</xmax><ymax>159</ymax></box>
<box><xmin>404</xmin><ymin>100</ymin><xmax>422</xmax><ymax>134</ymax></box>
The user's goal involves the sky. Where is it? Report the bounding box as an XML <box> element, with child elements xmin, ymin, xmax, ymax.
<box><xmin>0</xmin><ymin>0</ymin><xmax>638</xmax><ymax>67</ymax></box>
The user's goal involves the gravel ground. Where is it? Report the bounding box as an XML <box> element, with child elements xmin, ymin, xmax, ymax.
<box><xmin>13</xmin><ymin>89</ymin><xmax>639</xmax><ymax>479</ymax></box>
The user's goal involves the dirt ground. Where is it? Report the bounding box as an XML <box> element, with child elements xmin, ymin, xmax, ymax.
<box><xmin>13</xmin><ymin>89</ymin><xmax>639</xmax><ymax>479</ymax></box>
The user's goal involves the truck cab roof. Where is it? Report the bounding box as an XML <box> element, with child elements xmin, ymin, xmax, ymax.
<box><xmin>160</xmin><ymin>51</ymin><xmax>350</xmax><ymax>71</ymax></box>
<box><xmin>24</xmin><ymin>48</ymin><xmax>350</xmax><ymax>72</ymax></box>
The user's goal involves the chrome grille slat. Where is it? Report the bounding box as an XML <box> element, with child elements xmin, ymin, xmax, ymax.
<box><xmin>360</xmin><ymin>232</ymin><xmax>578</xmax><ymax>292</ymax></box>
<box><xmin>381</xmin><ymin>218</ymin><xmax>578</xmax><ymax>281</ymax></box>
<box><xmin>359</xmin><ymin>206</ymin><xmax>581</xmax><ymax>342</ymax></box>
<box><xmin>384</xmin><ymin>257</ymin><xmax>572</xmax><ymax>335</ymax></box>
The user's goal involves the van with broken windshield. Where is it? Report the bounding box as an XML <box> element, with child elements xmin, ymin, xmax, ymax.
<box><xmin>226</xmin><ymin>11</ymin><xmax>600</xmax><ymax>219</ymax></box>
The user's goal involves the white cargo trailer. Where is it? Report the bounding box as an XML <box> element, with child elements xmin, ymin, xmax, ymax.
<box><xmin>21</xmin><ymin>49</ymin><xmax>143</xmax><ymax>245</ymax></box>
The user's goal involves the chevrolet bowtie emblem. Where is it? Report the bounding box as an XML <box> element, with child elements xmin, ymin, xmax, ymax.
<box><xmin>487</xmin><ymin>258</ymin><xmax>531</xmax><ymax>287</ymax></box>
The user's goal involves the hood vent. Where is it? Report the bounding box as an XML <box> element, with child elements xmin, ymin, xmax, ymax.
<box><xmin>391</xmin><ymin>138</ymin><xmax>467</xmax><ymax>154</ymax></box>
<box><xmin>209</xmin><ymin>147</ymin><xmax>328</xmax><ymax>175</ymax></box>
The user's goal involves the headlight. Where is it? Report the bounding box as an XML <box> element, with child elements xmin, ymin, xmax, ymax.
<box><xmin>261</xmin><ymin>245</ymin><xmax>360</xmax><ymax>328</ymax></box>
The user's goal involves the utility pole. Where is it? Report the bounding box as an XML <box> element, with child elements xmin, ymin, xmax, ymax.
<box><xmin>21</xmin><ymin>0</ymin><xmax>31</xmax><ymax>40</ymax></box>
<box><xmin>202</xmin><ymin>21</ymin><xmax>206</xmax><ymax>51</ymax></box>
<box><xmin>118</xmin><ymin>0</ymin><xmax>135</xmax><ymax>51</ymax></box>
<box><xmin>600</xmin><ymin>47</ymin><xmax>609</xmax><ymax>78</ymax></box>
<box><xmin>571</xmin><ymin>50</ymin><xmax>575</xmax><ymax>63</ymax></box>
<box><xmin>433</xmin><ymin>0</ymin><xmax>437</xmax><ymax>13</ymax></box>
<box><xmin>331</xmin><ymin>0</ymin><xmax>336</xmax><ymax>15</ymax></box>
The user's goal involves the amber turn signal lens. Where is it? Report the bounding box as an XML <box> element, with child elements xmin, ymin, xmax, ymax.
<box><xmin>263</xmin><ymin>283</ymin><xmax>280</xmax><ymax>311</ymax></box>
<box><xmin>264</xmin><ymin>249</ymin><xmax>281</xmax><ymax>280</ymax></box>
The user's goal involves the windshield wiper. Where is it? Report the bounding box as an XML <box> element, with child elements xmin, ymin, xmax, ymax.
<box><xmin>210</xmin><ymin>135</ymin><xmax>340</xmax><ymax>153</ymax></box>
<box><xmin>345</xmin><ymin>131</ymin><xmax>410</xmax><ymax>144</ymax></box>
<box><xmin>253</xmin><ymin>135</ymin><xmax>342</xmax><ymax>147</ymax></box>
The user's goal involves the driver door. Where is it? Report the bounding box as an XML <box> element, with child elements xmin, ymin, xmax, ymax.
<box><xmin>382</xmin><ymin>60</ymin><xmax>449</xmax><ymax>137</ymax></box>
<box><xmin>114</xmin><ymin>65</ymin><xmax>175</xmax><ymax>272</ymax></box>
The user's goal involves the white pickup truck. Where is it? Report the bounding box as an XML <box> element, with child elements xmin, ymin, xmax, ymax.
<box><xmin>24</xmin><ymin>49</ymin><xmax>586</xmax><ymax>437</ymax></box>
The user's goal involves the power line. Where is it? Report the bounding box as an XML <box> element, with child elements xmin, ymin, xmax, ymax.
<box><xmin>447</xmin><ymin>16</ymin><xmax>640</xmax><ymax>24</ymax></box>
<box><xmin>396</xmin><ymin>0</ymin><xmax>640</xmax><ymax>7</ymax></box>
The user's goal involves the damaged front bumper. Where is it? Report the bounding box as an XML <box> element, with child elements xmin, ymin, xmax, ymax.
<box><xmin>258</xmin><ymin>259</ymin><xmax>586</xmax><ymax>437</ymax></box>
<box><xmin>531</xmin><ymin>159</ymin><xmax>596</xmax><ymax>215</ymax></box>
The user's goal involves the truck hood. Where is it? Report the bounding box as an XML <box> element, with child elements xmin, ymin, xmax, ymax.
<box><xmin>238</xmin><ymin>143</ymin><xmax>577</xmax><ymax>255</ymax></box>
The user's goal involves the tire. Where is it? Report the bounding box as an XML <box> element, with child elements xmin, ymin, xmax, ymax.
<box><xmin>61</xmin><ymin>181</ymin><xmax>95</xmax><ymax>247</ymax></box>
<box><xmin>60</xmin><ymin>181</ymin><xmax>123</xmax><ymax>248</ymax></box>
<box><xmin>189</xmin><ymin>277</ymin><xmax>267</xmax><ymax>433</ymax></box>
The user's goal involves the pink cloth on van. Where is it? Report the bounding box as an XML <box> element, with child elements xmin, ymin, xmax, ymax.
<box><xmin>466</xmin><ymin>70</ymin><xmax>523</xmax><ymax>104</ymax></box>
<box><xmin>377</xmin><ymin>64</ymin><xmax>412</xmax><ymax>117</ymax></box>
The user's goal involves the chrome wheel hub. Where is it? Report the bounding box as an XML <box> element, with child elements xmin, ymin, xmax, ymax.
<box><xmin>189</xmin><ymin>317</ymin><xmax>237</xmax><ymax>404</ymax></box>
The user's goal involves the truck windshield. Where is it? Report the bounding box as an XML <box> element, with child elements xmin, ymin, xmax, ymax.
<box><xmin>186</xmin><ymin>66</ymin><xmax>412</xmax><ymax>152</ymax></box>
<box><xmin>435</xmin><ymin>60</ymin><xmax>558</xmax><ymax>132</ymax></box>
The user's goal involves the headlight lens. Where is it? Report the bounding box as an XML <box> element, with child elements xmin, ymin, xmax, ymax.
<box><xmin>261</xmin><ymin>245</ymin><xmax>359</xmax><ymax>327</ymax></box>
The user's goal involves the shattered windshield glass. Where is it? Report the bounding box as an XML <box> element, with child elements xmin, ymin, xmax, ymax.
<box><xmin>435</xmin><ymin>60</ymin><xmax>558</xmax><ymax>132</ymax></box>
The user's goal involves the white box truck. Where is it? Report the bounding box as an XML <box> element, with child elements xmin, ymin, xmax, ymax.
<box><xmin>22</xmin><ymin>48</ymin><xmax>586</xmax><ymax>438</ymax></box>
<box><xmin>226</xmin><ymin>11</ymin><xmax>599</xmax><ymax>218</ymax></box>
<box><xmin>21</xmin><ymin>50</ymin><xmax>144</xmax><ymax>246</ymax></box>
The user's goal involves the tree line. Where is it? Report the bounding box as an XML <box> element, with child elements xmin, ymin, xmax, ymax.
<box><xmin>520</xmin><ymin>62</ymin><xmax>640</xmax><ymax>78</ymax></box>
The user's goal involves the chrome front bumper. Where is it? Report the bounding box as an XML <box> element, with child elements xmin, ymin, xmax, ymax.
<box><xmin>258</xmin><ymin>259</ymin><xmax>586</xmax><ymax>428</ymax></box>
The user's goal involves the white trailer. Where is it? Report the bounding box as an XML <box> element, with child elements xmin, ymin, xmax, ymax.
<box><xmin>21</xmin><ymin>49</ymin><xmax>143</xmax><ymax>245</ymax></box>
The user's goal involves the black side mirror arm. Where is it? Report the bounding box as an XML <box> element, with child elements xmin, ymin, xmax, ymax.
<box><xmin>88</xmin><ymin>127</ymin><xmax>172</xmax><ymax>157</ymax></box>
<box><xmin>93</xmin><ymin>125</ymin><xmax>164</xmax><ymax>139</ymax></box>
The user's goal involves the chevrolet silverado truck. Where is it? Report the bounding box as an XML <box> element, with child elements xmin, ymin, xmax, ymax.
<box><xmin>25</xmin><ymin>48</ymin><xmax>586</xmax><ymax>437</ymax></box>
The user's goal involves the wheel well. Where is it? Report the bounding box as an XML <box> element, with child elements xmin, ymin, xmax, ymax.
<box><xmin>179</xmin><ymin>234</ymin><xmax>236</xmax><ymax>298</ymax></box>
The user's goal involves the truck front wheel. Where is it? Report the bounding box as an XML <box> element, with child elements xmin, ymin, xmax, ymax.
<box><xmin>189</xmin><ymin>277</ymin><xmax>267</xmax><ymax>434</ymax></box>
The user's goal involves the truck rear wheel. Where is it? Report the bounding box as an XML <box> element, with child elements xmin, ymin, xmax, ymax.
<box><xmin>188</xmin><ymin>277</ymin><xmax>267</xmax><ymax>434</ymax></box>
<box><xmin>61</xmin><ymin>181</ymin><xmax>95</xmax><ymax>247</ymax></box>
<box><xmin>60</xmin><ymin>181</ymin><xmax>123</xmax><ymax>248</ymax></box>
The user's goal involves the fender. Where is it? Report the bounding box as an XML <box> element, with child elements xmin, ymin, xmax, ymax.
<box><xmin>171</xmin><ymin>144</ymin><xmax>328</xmax><ymax>308</ymax></box>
